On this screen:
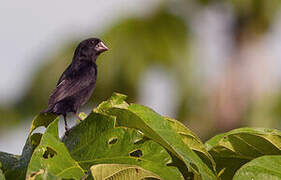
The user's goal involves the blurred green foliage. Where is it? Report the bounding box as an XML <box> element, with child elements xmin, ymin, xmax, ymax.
<box><xmin>196</xmin><ymin>0</ymin><xmax>281</xmax><ymax>40</ymax></box>
<box><xmin>14</xmin><ymin>7</ymin><xmax>189</xmax><ymax>118</ymax></box>
<box><xmin>0</xmin><ymin>107</ymin><xmax>20</xmax><ymax>128</ymax></box>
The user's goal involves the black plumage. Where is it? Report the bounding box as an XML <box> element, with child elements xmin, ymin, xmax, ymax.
<box><xmin>42</xmin><ymin>38</ymin><xmax>108</xmax><ymax>131</ymax></box>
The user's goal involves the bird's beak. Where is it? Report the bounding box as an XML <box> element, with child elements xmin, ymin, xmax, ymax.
<box><xmin>95</xmin><ymin>41</ymin><xmax>109</xmax><ymax>52</ymax></box>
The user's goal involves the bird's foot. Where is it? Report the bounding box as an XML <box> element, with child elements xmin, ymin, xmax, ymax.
<box><xmin>65</xmin><ymin>130</ymin><xmax>70</xmax><ymax>136</ymax></box>
<box><xmin>64</xmin><ymin>125</ymin><xmax>70</xmax><ymax>136</ymax></box>
<box><xmin>75</xmin><ymin>113</ymin><xmax>83</xmax><ymax>121</ymax></box>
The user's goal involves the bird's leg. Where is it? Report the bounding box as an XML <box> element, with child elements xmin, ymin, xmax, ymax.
<box><xmin>63</xmin><ymin>114</ymin><xmax>69</xmax><ymax>132</ymax></box>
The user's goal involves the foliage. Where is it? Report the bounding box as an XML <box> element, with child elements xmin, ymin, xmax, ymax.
<box><xmin>14</xmin><ymin>8</ymin><xmax>189</xmax><ymax>119</ymax></box>
<box><xmin>205</xmin><ymin>128</ymin><xmax>281</xmax><ymax>179</ymax></box>
<box><xmin>233</xmin><ymin>155</ymin><xmax>281</xmax><ymax>180</ymax></box>
<box><xmin>1</xmin><ymin>93</ymin><xmax>281</xmax><ymax>180</ymax></box>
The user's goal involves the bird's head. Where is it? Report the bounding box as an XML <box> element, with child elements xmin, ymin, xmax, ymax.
<box><xmin>74</xmin><ymin>38</ymin><xmax>108</xmax><ymax>61</ymax></box>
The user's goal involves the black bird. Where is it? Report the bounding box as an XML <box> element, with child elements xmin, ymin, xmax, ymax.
<box><xmin>42</xmin><ymin>38</ymin><xmax>108</xmax><ymax>131</ymax></box>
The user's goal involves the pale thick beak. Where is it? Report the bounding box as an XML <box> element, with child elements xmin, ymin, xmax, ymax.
<box><xmin>95</xmin><ymin>41</ymin><xmax>108</xmax><ymax>52</ymax></box>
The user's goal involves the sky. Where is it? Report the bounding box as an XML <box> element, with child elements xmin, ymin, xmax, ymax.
<box><xmin>0</xmin><ymin>0</ymin><xmax>161</xmax><ymax>105</ymax></box>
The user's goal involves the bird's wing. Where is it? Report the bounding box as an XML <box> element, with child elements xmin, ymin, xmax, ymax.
<box><xmin>48</xmin><ymin>65</ymin><xmax>96</xmax><ymax>105</ymax></box>
<box><xmin>56</xmin><ymin>64</ymin><xmax>72</xmax><ymax>86</ymax></box>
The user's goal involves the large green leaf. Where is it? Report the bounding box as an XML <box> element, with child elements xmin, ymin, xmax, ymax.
<box><xmin>165</xmin><ymin>117</ymin><xmax>216</xmax><ymax>171</ymax></box>
<box><xmin>26</xmin><ymin>119</ymin><xmax>85</xmax><ymax>180</ymax></box>
<box><xmin>0</xmin><ymin>113</ymin><xmax>56</xmax><ymax>180</ymax></box>
<box><xmin>90</xmin><ymin>164</ymin><xmax>161</xmax><ymax>180</ymax></box>
<box><xmin>0</xmin><ymin>162</ymin><xmax>5</xmax><ymax>180</ymax></box>
<box><xmin>29</xmin><ymin>113</ymin><xmax>57</xmax><ymax>135</ymax></box>
<box><xmin>94</xmin><ymin>93</ymin><xmax>218</xmax><ymax>180</ymax></box>
<box><xmin>233</xmin><ymin>155</ymin><xmax>281</xmax><ymax>180</ymax></box>
<box><xmin>0</xmin><ymin>152</ymin><xmax>20</xmax><ymax>179</ymax></box>
<box><xmin>63</xmin><ymin>112</ymin><xmax>183</xmax><ymax>180</ymax></box>
<box><xmin>0</xmin><ymin>172</ymin><xmax>4</xmax><ymax>180</ymax></box>
<box><xmin>0</xmin><ymin>133</ymin><xmax>42</xmax><ymax>180</ymax></box>
<box><xmin>205</xmin><ymin>128</ymin><xmax>281</xmax><ymax>179</ymax></box>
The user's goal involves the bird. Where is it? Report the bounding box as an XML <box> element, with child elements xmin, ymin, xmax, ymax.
<box><xmin>42</xmin><ymin>38</ymin><xmax>108</xmax><ymax>132</ymax></box>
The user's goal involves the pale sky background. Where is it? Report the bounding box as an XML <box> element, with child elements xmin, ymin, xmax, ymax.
<box><xmin>0</xmin><ymin>0</ymin><xmax>161</xmax><ymax>105</ymax></box>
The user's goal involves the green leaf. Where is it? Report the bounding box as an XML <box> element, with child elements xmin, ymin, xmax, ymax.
<box><xmin>77</xmin><ymin>112</ymin><xmax>87</xmax><ymax>123</ymax></box>
<box><xmin>29</xmin><ymin>113</ymin><xmax>57</xmax><ymax>135</ymax></box>
<box><xmin>0</xmin><ymin>133</ymin><xmax>42</xmax><ymax>180</ymax></box>
<box><xmin>63</xmin><ymin>112</ymin><xmax>183</xmax><ymax>180</ymax></box>
<box><xmin>26</xmin><ymin>119</ymin><xmax>85</xmax><ymax>180</ymax></box>
<box><xmin>0</xmin><ymin>152</ymin><xmax>20</xmax><ymax>179</ymax></box>
<box><xmin>205</xmin><ymin>128</ymin><xmax>281</xmax><ymax>179</ymax></box>
<box><xmin>94</xmin><ymin>93</ymin><xmax>218</xmax><ymax>180</ymax></box>
<box><xmin>90</xmin><ymin>164</ymin><xmax>161</xmax><ymax>180</ymax></box>
<box><xmin>0</xmin><ymin>162</ymin><xmax>5</xmax><ymax>180</ymax></box>
<box><xmin>165</xmin><ymin>117</ymin><xmax>216</xmax><ymax>171</ymax></box>
<box><xmin>233</xmin><ymin>155</ymin><xmax>281</xmax><ymax>180</ymax></box>
<box><xmin>0</xmin><ymin>173</ymin><xmax>4</xmax><ymax>180</ymax></box>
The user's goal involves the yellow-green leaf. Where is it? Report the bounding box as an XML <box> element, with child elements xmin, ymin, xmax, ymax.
<box><xmin>91</xmin><ymin>164</ymin><xmax>161</xmax><ymax>180</ymax></box>
<box><xmin>26</xmin><ymin>119</ymin><xmax>85</xmax><ymax>180</ymax></box>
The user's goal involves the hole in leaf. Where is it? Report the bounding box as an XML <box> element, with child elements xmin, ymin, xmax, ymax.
<box><xmin>29</xmin><ymin>169</ymin><xmax>44</xmax><ymax>178</ymax></box>
<box><xmin>129</xmin><ymin>149</ymin><xmax>143</xmax><ymax>158</ymax></box>
<box><xmin>31</xmin><ymin>126</ymin><xmax>46</xmax><ymax>136</ymax></box>
<box><xmin>165</xmin><ymin>159</ymin><xmax>174</xmax><ymax>166</ymax></box>
<box><xmin>43</xmin><ymin>147</ymin><xmax>57</xmax><ymax>159</ymax></box>
<box><xmin>108</xmin><ymin>137</ymin><xmax>118</xmax><ymax>145</ymax></box>
<box><xmin>223</xmin><ymin>136</ymin><xmax>228</xmax><ymax>141</ymax></box>
<box><xmin>190</xmin><ymin>163</ymin><xmax>199</xmax><ymax>173</ymax></box>
<box><xmin>133</xmin><ymin>136</ymin><xmax>149</xmax><ymax>145</ymax></box>
<box><xmin>30</xmin><ymin>173</ymin><xmax>36</xmax><ymax>178</ymax></box>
